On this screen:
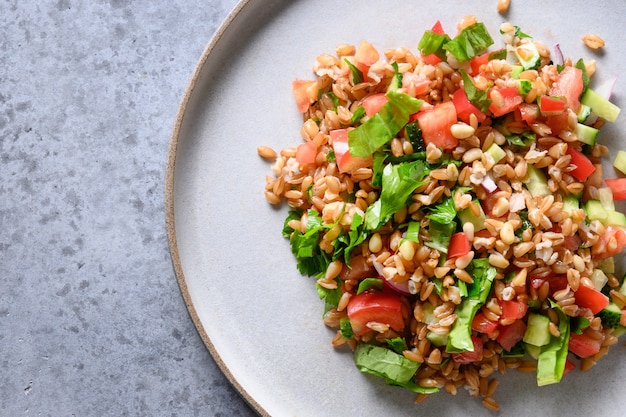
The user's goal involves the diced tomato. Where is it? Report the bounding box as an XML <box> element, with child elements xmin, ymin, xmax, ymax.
<box><xmin>355</xmin><ymin>40</ymin><xmax>379</xmax><ymax>66</ymax></box>
<box><xmin>546</xmin><ymin>274</ymin><xmax>569</xmax><ymax>294</ymax></box>
<box><xmin>447</xmin><ymin>232</ymin><xmax>470</xmax><ymax>259</ymax></box>
<box><xmin>545</xmin><ymin>112</ymin><xmax>570</xmax><ymax>135</ymax></box>
<box><xmin>452</xmin><ymin>336</ymin><xmax>484</xmax><ymax>364</ymax></box>
<box><xmin>549</xmin><ymin>66</ymin><xmax>583</xmax><ymax>112</ymax></box>
<box><xmin>415</xmin><ymin>101</ymin><xmax>458</xmax><ymax>150</ymax></box>
<box><xmin>295</xmin><ymin>141</ymin><xmax>318</xmax><ymax>166</ymax></box>
<box><xmin>496</xmin><ymin>319</ymin><xmax>527</xmax><ymax>352</ymax></box>
<box><xmin>605</xmin><ymin>178</ymin><xmax>626</xmax><ymax>200</ymax></box>
<box><xmin>488</xmin><ymin>87</ymin><xmax>523</xmax><ymax>117</ymax></box>
<box><xmin>292</xmin><ymin>79</ymin><xmax>318</xmax><ymax>113</ymax></box>
<box><xmin>346</xmin><ymin>291</ymin><xmax>405</xmax><ymax>336</ymax></box>
<box><xmin>518</xmin><ymin>103</ymin><xmax>540</xmax><ymax>125</ymax></box>
<box><xmin>452</xmin><ymin>88</ymin><xmax>487</xmax><ymax>124</ymax></box>
<box><xmin>568</xmin><ymin>332</ymin><xmax>602</xmax><ymax>358</ymax></box>
<box><xmin>566</xmin><ymin>145</ymin><xmax>596</xmax><ymax>181</ymax></box>
<box><xmin>472</xmin><ymin>312</ymin><xmax>499</xmax><ymax>335</ymax></box>
<box><xmin>574</xmin><ymin>284</ymin><xmax>609</xmax><ymax>314</ymax></box>
<box><xmin>330</xmin><ymin>129</ymin><xmax>373</xmax><ymax>174</ymax></box>
<box><xmin>539</xmin><ymin>95</ymin><xmax>566</xmax><ymax>115</ymax></box>
<box><xmin>361</xmin><ymin>93</ymin><xmax>388</xmax><ymax>117</ymax></box>
<box><xmin>431</xmin><ymin>20</ymin><xmax>445</xmax><ymax>35</ymax></box>
<box><xmin>563</xmin><ymin>358</ymin><xmax>576</xmax><ymax>376</ymax></box>
<box><xmin>469</xmin><ymin>51</ymin><xmax>490</xmax><ymax>75</ymax></box>
<box><xmin>593</xmin><ymin>225</ymin><xmax>626</xmax><ymax>259</ymax></box>
<box><xmin>421</xmin><ymin>54</ymin><xmax>442</xmax><ymax>65</ymax></box>
<box><xmin>500</xmin><ymin>300</ymin><xmax>529</xmax><ymax>320</ymax></box>
<box><xmin>402</xmin><ymin>72</ymin><xmax>431</xmax><ymax>97</ymax></box>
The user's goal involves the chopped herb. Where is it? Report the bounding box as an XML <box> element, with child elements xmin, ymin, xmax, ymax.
<box><xmin>404</xmin><ymin>120</ymin><xmax>426</xmax><ymax>153</ymax></box>
<box><xmin>386</xmin><ymin>337</ymin><xmax>409</xmax><ymax>354</ymax></box>
<box><xmin>340</xmin><ymin>317</ymin><xmax>354</xmax><ymax>338</ymax></box>
<box><xmin>460</xmin><ymin>69</ymin><xmax>491</xmax><ymax>112</ymax></box>
<box><xmin>575</xmin><ymin>58</ymin><xmax>590</xmax><ymax>93</ymax></box>
<box><xmin>444</xmin><ymin>22</ymin><xmax>494</xmax><ymax>62</ymax></box>
<box><xmin>350</xmin><ymin>105</ymin><xmax>366</xmax><ymax>125</ymax></box>
<box><xmin>344</xmin><ymin>58</ymin><xmax>364</xmax><ymax>84</ymax></box>
<box><xmin>356</xmin><ymin>277</ymin><xmax>384</xmax><ymax>294</ymax></box>
<box><xmin>506</xmin><ymin>131</ymin><xmax>536</xmax><ymax>147</ymax></box>
<box><xmin>426</xmin><ymin>195</ymin><xmax>457</xmax><ymax>224</ymax></box>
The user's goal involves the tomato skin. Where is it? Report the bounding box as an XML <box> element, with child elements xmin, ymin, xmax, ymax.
<box><xmin>563</xmin><ymin>358</ymin><xmax>576</xmax><ymax>376</ymax></box>
<box><xmin>402</xmin><ymin>72</ymin><xmax>431</xmax><ymax>96</ymax></box>
<box><xmin>496</xmin><ymin>319</ymin><xmax>527</xmax><ymax>352</ymax></box>
<box><xmin>431</xmin><ymin>20</ymin><xmax>445</xmax><ymax>35</ymax></box>
<box><xmin>488</xmin><ymin>87</ymin><xmax>523</xmax><ymax>117</ymax></box>
<box><xmin>415</xmin><ymin>101</ymin><xmax>458</xmax><ymax>150</ymax></box>
<box><xmin>295</xmin><ymin>141</ymin><xmax>318</xmax><ymax>166</ymax></box>
<box><xmin>472</xmin><ymin>312</ymin><xmax>499</xmax><ymax>335</ymax></box>
<box><xmin>549</xmin><ymin>65</ymin><xmax>583</xmax><ymax>112</ymax></box>
<box><xmin>422</xmin><ymin>54</ymin><xmax>442</xmax><ymax>65</ymax></box>
<box><xmin>469</xmin><ymin>51</ymin><xmax>490</xmax><ymax>75</ymax></box>
<box><xmin>539</xmin><ymin>95</ymin><xmax>566</xmax><ymax>115</ymax></box>
<box><xmin>330</xmin><ymin>129</ymin><xmax>373</xmax><ymax>174</ymax></box>
<box><xmin>568</xmin><ymin>332</ymin><xmax>602</xmax><ymax>358</ymax></box>
<box><xmin>292</xmin><ymin>79</ymin><xmax>318</xmax><ymax>113</ymax></box>
<box><xmin>361</xmin><ymin>93</ymin><xmax>388</xmax><ymax>117</ymax></box>
<box><xmin>500</xmin><ymin>300</ymin><xmax>529</xmax><ymax>320</ymax></box>
<box><xmin>605</xmin><ymin>178</ymin><xmax>626</xmax><ymax>200</ymax></box>
<box><xmin>518</xmin><ymin>103</ymin><xmax>540</xmax><ymax>125</ymax></box>
<box><xmin>452</xmin><ymin>88</ymin><xmax>486</xmax><ymax>124</ymax></box>
<box><xmin>574</xmin><ymin>284</ymin><xmax>609</xmax><ymax>314</ymax></box>
<box><xmin>346</xmin><ymin>292</ymin><xmax>405</xmax><ymax>336</ymax></box>
<box><xmin>452</xmin><ymin>336</ymin><xmax>484</xmax><ymax>364</ymax></box>
<box><xmin>545</xmin><ymin>112</ymin><xmax>570</xmax><ymax>135</ymax></box>
<box><xmin>566</xmin><ymin>146</ymin><xmax>596</xmax><ymax>182</ymax></box>
<box><xmin>447</xmin><ymin>232</ymin><xmax>470</xmax><ymax>259</ymax></box>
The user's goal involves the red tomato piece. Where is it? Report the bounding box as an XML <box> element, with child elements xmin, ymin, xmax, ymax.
<box><xmin>496</xmin><ymin>319</ymin><xmax>527</xmax><ymax>352</ymax></box>
<box><xmin>330</xmin><ymin>129</ymin><xmax>373</xmax><ymax>174</ymax></box>
<box><xmin>415</xmin><ymin>101</ymin><xmax>458</xmax><ymax>150</ymax></box>
<box><xmin>605</xmin><ymin>178</ymin><xmax>626</xmax><ymax>200</ymax></box>
<box><xmin>401</xmin><ymin>72</ymin><xmax>431</xmax><ymax>97</ymax></box>
<box><xmin>452</xmin><ymin>88</ymin><xmax>487</xmax><ymax>124</ymax></box>
<box><xmin>422</xmin><ymin>54</ymin><xmax>442</xmax><ymax>65</ymax></box>
<box><xmin>563</xmin><ymin>358</ymin><xmax>576</xmax><ymax>376</ymax></box>
<box><xmin>539</xmin><ymin>95</ymin><xmax>566</xmax><ymax>115</ymax></box>
<box><xmin>574</xmin><ymin>284</ymin><xmax>609</xmax><ymax>314</ymax></box>
<box><xmin>431</xmin><ymin>20</ymin><xmax>445</xmax><ymax>35</ymax></box>
<box><xmin>545</xmin><ymin>112</ymin><xmax>570</xmax><ymax>135</ymax></box>
<box><xmin>447</xmin><ymin>232</ymin><xmax>470</xmax><ymax>259</ymax></box>
<box><xmin>361</xmin><ymin>93</ymin><xmax>388</xmax><ymax>117</ymax></box>
<box><xmin>295</xmin><ymin>141</ymin><xmax>317</xmax><ymax>166</ymax></box>
<box><xmin>292</xmin><ymin>79</ymin><xmax>318</xmax><ymax>113</ymax></box>
<box><xmin>518</xmin><ymin>103</ymin><xmax>540</xmax><ymax>125</ymax></box>
<box><xmin>346</xmin><ymin>292</ymin><xmax>405</xmax><ymax>336</ymax></box>
<box><xmin>452</xmin><ymin>336</ymin><xmax>484</xmax><ymax>364</ymax></box>
<box><xmin>547</xmin><ymin>274</ymin><xmax>569</xmax><ymax>294</ymax></box>
<box><xmin>472</xmin><ymin>312</ymin><xmax>499</xmax><ymax>335</ymax></box>
<box><xmin>488</xmin><ymin>87</ymin><xmax>523</xmax><ymax>117</ymax></box>
<box><xmin>549</xmin><ymin>65</ymin><xmax>583</xmax><ymax>112</ymax></box>
<box><xmin>593</xmin><ymin>225</ymin><xmax>626</xmax><ymax>259</ymax></box>
<box><xmin>500</xmin><ymin>300</ymin><xmax>529</xmax><ymax>320</ymax></box>
<box><xmin>469</xmin><ymin>51</ymin><xmax>490</xmax><ymax>75</ymax></box>
<box><xmin>568</xmin><ymin>332</ymin><xmax>602</xmax><ymax>358</ymax></box>
<box><xmin>566</xmin><ymin>146</ymin><xmax>596</xmax><ymax>181</ymax></box>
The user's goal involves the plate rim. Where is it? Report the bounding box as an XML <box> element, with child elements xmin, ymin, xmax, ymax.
<box><xmin>163</xmin><ymin>0</ymin><xmax>267</xmax><ymax>415</ymax></box>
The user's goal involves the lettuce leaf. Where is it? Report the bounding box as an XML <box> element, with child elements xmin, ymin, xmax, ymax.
<box><xmin>444</xmin><ymin>22</ymin><xmax>494</xmax><ymax>62</ymax></box>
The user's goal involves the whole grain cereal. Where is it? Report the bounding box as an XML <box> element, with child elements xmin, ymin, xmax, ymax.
<box><xmin>260</xmin><ymin>16</ymin><xmax>625</xmax><ymax>410</ymax></box>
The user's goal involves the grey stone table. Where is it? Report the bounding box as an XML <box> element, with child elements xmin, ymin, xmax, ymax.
<box><xmin>1</xmin><ymin>1</ymin><xmax>257</xmax><ymax>415</ymax></box>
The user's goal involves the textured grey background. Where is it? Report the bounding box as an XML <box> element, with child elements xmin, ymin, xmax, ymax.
<box><xmin>0</xmin><ymin>1</ymin><xmax>257</xmax><ymax>415</ymax></box>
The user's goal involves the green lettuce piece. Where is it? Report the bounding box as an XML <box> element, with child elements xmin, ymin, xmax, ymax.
<box><xmin>537</xmin><ymin>302</ymin><xmax>571</xmax><ymax>386</ymax></box>
<box><xmin>426</xmin><ymin>196</ymin><xmax>457</xmax><ymax>224</ymax></box>
<box><xmin>418</xmin><ymin>30</ymin><xmax>450</xmax><ymax>59</ymax></box>
<box><xmin>344</xmin><ymin>58</ymin><xmax>363</xmax><ymax>84</ymax></box>
<box><xmin>348</xmin><ymin>91</ymin><xmax>423</xmax><ymax>157</ymax></box>
<box><xmin>364</xmin><ymin>161</ymin><xmax>426</xmax><ymax>230</ymax></box>
<box><xmin>444</xmin><ymin>22</ymin><xmax>494</xmax><ymax>62</ymax></box>
<box><xmin>424</xmin><ymin>219</ymin><xmax>456</xmax><ymax>254</ymax></box>
<box><xmin>386</xmin><ymin>337</ymin><xmax>410</xmax><ymax>354</ymax></box>
<box><xmin>356</xmin><ymin>278</ymin><xmax>384</xmax><ymax>295</ymax></box>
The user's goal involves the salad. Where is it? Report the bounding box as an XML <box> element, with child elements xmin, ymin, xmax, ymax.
<box><xmin>259</xmin><ymin>16</ymin><xmax>625</xmax><ymax>410</ymax></box>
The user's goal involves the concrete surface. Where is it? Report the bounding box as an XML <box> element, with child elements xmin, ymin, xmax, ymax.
<box><xmin>0</xmin><ymin>1</ymin><xmax>258</xmax><ymax>415</ymax></box>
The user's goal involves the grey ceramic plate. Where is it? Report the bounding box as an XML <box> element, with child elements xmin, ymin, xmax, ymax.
<box><xmin>165</xmin><ymin>0</ymin><xmax>626</xmax><ymax>415</ymax></box>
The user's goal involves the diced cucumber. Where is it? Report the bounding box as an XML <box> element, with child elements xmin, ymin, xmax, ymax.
<box><xmin>598</xmin><ymin>187</ymin><xmax>616</xmax><ymax>212</ymax></box>
<box><xmin>514</xmin><ymin>42</ymin><xmax>540</xmax><ymax>70</ymax></box>
<box><xmin>525</xmin><ymin>343</ymin><xmax>541</xmax><ymax>360</ymax></box>
<box><xmin>580</xmin><ymin>88</ymin><xmax>621</xmax><ymax>123</ymax></box>
<box><xmin>597</xmin><ymin>303</ymin><xmax>623</xmax><ymax>328</ymax></box>
<box><xmin>575</xmin><ymin>123</ymin><xmax>598</xmax><ymax>146</ymax></box>
<box><xmin>485</xmin><ymin>142</ymin><xmax>506</xmax><ymax>164</ymax></box>
<box><xmin>584</xmin><ymin>199</ymin><xmax>608</xmax><ymax>223</ymax></box>
<box><xmin>597</xmin><ymin>256</ymin><xmax>615</xmax><ymax>274</ymax></box>
<box><xmin>590</xmin><ymin>269</ymin><xmax>608</xmax><ymax>292</ymax></box>
<box><xmin>577</xmin><ymin>104</ymin><xmax>592</xmax><ymax>123</ymax></box>
<box><xmin>523</xmin><ymin>313</ymin><xmax>551</xmax><ymax>347</ymax></box>
<box><xmin>613</xmin><ymin>150</ymin><xmax>626</xmax><ymax>175</ymax></box>
<box><xmin>517</xmin><ymin>79</ymin><xmax>533</xmax><ymax>96</ymax></box>
<box><xmin>459</xmin><ymin>202</ymin><xmax>487</xmax><ymax>232</ymax></box>
<box><xmin>613</xmin><ymin>325</ymin><xmax>626</xmax><ymax>338</ymax></box>
<box><xmin>607</xmin><ymin>210</ymin><xmax>626</xmax><ymax>227</ymax></box>
<box><xmin>426</xmin><ymin>331</ymin><xmax>448</xmax><ymax>347</ymax></box>
<box><xmin>524</xmin><ymin>164</ymin><xmax>551</xmax><ymax>197</ymax></box>
<box><xmin>562</xmin><ymin>194</ymin><xmax>580</xmax><ymax>214</ymax></box>
<box><xmin>510</xmin><ymin>65</ymin><xmax>523</xmax><ymax>79</ymax></box>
